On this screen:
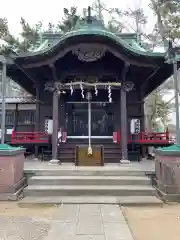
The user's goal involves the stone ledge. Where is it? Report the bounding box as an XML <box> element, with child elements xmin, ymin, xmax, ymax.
<box><xmin>0</xmin><ymin>177</ymin><xmax>26</xmax><ymax>194</ymax></box>
<box><xmin>18</xmin><ymin>196</ymin><xmax>163</xmax><ymax>208</ymax></box>
<box><xmin>0</xmin><ymin>184</ymin><xmax>26</xmax><ymax>201</ymax></box>
<box><xmin>155</xmin><ymin>186</ymin><xmax>180</xmax><ymax>202</ymax></box>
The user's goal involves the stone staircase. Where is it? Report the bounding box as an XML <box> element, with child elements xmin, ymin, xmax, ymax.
<box><xmin>19</xmin><ymin>167</ymin><xmax>162</xmax><ymax>206</ymax></box>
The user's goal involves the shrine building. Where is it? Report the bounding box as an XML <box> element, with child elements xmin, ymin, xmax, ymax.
<box><xmin>3</xmin><ymin>12</ymin><xmax>174</xmax><ymax>165</ymax></box>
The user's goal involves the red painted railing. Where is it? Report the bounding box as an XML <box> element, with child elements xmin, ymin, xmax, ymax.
<box><xmin>136</xmin><ymin>131</ymin><xmax>169</xmax><ymax>143</ymax></box>
<box><xmin>11</xmin><ymin>130</ymin><xmax>173</xmax><ymax>145</ymax></box>
<box><xmin>113</xmin><ymin>130</ymin><xmax>172</xmax><ymax>144</ymax></box>
<box><xmin>11</xmin><ymin>130</ymin><xmax>48</xmax><ymax>144</ymax></box>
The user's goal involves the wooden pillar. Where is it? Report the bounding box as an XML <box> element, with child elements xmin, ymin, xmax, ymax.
<box><xmin>139</xmin><ymin>91</ymin><xmax>146</xmax><ymax>159</ymax></box>
<box><xmin>51</xmin><ymin>88</ymin><xmax>59</xmax><ymax>162</ymax></box>
<box><xmin>120</xmin><ymin>84</ymin><xmax>129</xmax><ymax>162</ymax></box>
<box><xmin>34</xmin><ymin>87</ymin><xmax>40</xmax><ymax>159</ymax></box>
<box><xmin>14</xmin><ymin>103</ymin><xmax>18</xmax><ymax>131</ymax></box>
<box><xmin>59</xmin><ymin>99</ymin><xmax>65</xmax><ymax>131</ymax></box>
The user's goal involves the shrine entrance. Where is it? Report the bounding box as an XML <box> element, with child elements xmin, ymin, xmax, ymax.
<box><xmin>66</xmin><ymin>102</ymin><xmax>114</xmax><ymax>138</ymax></box>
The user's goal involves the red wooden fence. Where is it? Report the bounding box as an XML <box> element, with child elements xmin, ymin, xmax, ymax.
<box><xmin>11</xmin><ymin>130</ymin><xmax>173</xmax><ymax>145</ymax></box>
<box><xmin>11</xmin><ymin>130</ymin><xmax>48</xmax><ymax>144</ymax></box>
<box><xmin>113</xmin><ymin>130</ymin><xmax>172</xmax><ymax>144</ymax></box>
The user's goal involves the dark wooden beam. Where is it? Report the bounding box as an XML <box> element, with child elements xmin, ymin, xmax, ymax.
<box><xmin>21</xmin><ymin>44</ymin><xmax>157</xmax><ymax>69</ymax></box>
<box><xmin>140</xmin><ymin>66</ymin><xmax>160</xmax><ymax>97</ymax></box>
<box><xmin>49</xmin><ymin>64</ymin><xmax>58</xmax><ymax>82</ymax></box>
<box><xmin>13</xmin><ymin>62</ymin><xmax>37</xmax><ymax>85</ymax></box>
<box><xmin>59</xmin><ymin>68</ymin><xmax>120</xmax><ymax>80</ymax></box>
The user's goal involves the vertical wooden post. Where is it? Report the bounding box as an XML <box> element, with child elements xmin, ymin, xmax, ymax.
<box><xmin>14</xmin><ymin>103</ymin><xmax>18</xmax><ymax>131</ymax></box>
<box><xmin>120</xmin><ymin>84</ymin><xmax>128</xmax><ymax>162</ymax></box>
<box><xmin>34</xmin><ymin>87</ymin><xmax>40</xmax><ymax>159</ymax></box>
<box><xmin>139</xmin><ymin>91</ymin><xmax>146</xmax><ymax>159</ymax></box>
<box><xmin>51</xmin><ymin>86</ymin><xmax>59</xmax><ymax>163</ymax></box>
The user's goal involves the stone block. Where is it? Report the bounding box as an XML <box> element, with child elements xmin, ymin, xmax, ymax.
<box><xmin>0</xmin><ymin>144</ymin><xmax>25</xmax><ymax>195</ymax></box>
<box><xmin>155</xmin><ymin>145</ymin><xmax>180</xmax><ymax>198</ymax></box>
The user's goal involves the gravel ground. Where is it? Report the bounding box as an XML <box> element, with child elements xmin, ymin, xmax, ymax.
<box><xmin>0</xmin><ymin>216</ymin><xmax>50</xmax><ymax>240</ymax></box>
<box><xmin>0</xmin><ymin>202</ymin><xmax>57</xmax><ymax>217</ymax></box>
<box><xmin>122</xmin><ymin>204</ymin><xmax>180</xmax><ymax>240</ymax></box>
<box><xmin>0</xmin><ymin>202</ymin><xmax>57</xmax><ymax>240</ymax></box>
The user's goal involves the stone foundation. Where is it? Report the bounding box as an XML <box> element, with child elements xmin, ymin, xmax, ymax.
<box><xmin>155</xmin><ymin>145</ymin><xmax>180</xmax><ymax>201</ymax></box>
<box><xmin>0</xmin><ymin>144</ymin><xmax>25</xmax><ymax>200</ymax></box>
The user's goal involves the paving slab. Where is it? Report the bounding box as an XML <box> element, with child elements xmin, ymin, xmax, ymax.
<box><xmin>76</xmin><ymin>223</ymin><xmax>104</xmax><ymax>235</ymax></box>
<box><xmin>77</xmin><ymin>205</ymin><xmax>104</xmax><ymax>235</ymax></box>
<box><xmin>79</xmin><ymin>204</ymin><xmax>101</xmax><ymax>214</ymax></box>
<box><xmin>52</xmin><ymin>204</ymin><xmax>79</xmax><ymax>222</ymax></box>
<box><xmin>44</xmin><ymin>222</ymin><xmax>76</xmax><ymax>240</ymax></box>
<box><xmin>100</xmin><ymin>204</ymin><xmax>126</xmax><ymax>223</ymax></box>
<box><xmin>104</xmin><ymin>222</ymin><xmax>134</xmax><ymax>240</ymax></box>
<box><xmin>0</xmin><ymin>203</ymin><xmax>134</xmax><ymax>240</ymax></box>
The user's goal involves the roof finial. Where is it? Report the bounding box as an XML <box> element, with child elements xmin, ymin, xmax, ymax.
<box><xmin>87</xmin><ymin>6</ymin><xmax>92</xmax><ymax>23</ymax></box>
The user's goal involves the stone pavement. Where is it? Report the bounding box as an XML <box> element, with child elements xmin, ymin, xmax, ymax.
<box><xmin>0</xmin><ymin>204</ymin><xmax>134</xmax><ymax>240</ymax></box>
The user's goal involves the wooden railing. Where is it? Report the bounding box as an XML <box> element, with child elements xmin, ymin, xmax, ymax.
<box><xmin>113</xmin><ymin>130</ymin><xmax>172</xmax><ymax>144</ymax></box>
<box><xmin>11</xmin><ymin>130</ymin><xmax>48</xmax><ymax>144</ymax></box>
<box><xmin>11</xmin><ymin>130</ymin><xmax>173</xmax><ymax>145</ymax></box>
<box><xmin>137</xmin><ymin>131</ymin><xmax>169</xmax><ymax>143</ymax></box>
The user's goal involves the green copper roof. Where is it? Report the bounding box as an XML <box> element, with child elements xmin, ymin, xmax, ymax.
<box><xmin>26</xmin><ymin>17</ymin><xmax>164</xmax><ymax>58</ymax></box>
<box><xmin>35</xmin><ymin>32</ymin><xmax>142</xmax><ymax>53</ymax></box>
<box><xmin>156</xmin><ymin>144</ymin><xmax>180</xmax><ymax>156</ymax></box>
<box><xmin>159</xmin><ymin>145</ymin><xmax>180</xmax><ymax>151</ymax></box>
<box><xmin>0</xmin><ymin>144</ymin><xmax>22</xmax><ymax>151</ymax></box>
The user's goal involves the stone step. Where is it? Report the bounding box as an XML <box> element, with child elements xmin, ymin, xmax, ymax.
<box><xmin>19</xmin><ymin>195</ymin><xmax>163</xmax><ymax>207</ymax></box>
<box><xmin>28</xmin><ymin>175</ymin><xmax>151</xmax><ymax>186</ymax></box>
<box><xmin>24</xmin><ymin>168</ymin><xmax>148</xmax><ymax>176</ymax></box>
<box><xmin>23</xmin><ymin>185</ymin><xmax>156</xmax><ymax>197</ymax></box>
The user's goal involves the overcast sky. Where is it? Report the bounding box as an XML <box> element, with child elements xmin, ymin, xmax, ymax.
<box><xmin>0</xmin><ymin>0</ymin><xmax>154</xmax><ymax>36</ymax></box>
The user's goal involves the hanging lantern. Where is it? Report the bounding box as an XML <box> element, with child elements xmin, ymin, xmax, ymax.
<box><xmin>45</xmin><ymin>119</ymin><xmax>53</xmax><ymax>134</ymax></box>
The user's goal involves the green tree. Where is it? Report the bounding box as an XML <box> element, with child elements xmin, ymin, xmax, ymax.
<box><xmin>0</xmin><ymin>18</ymin><xmax>9</xmax><ymax>38</ymax></box>
<box><xmin>19</xmin><ymin>18</ymin><xmax>42</xmax><ymax>51</ymax></box>
<box><xmin>57</xmin><ymin>7</ymin><xmax>80</xmax><ymax>33</ymax></box>
<box><xmin>0</xmin><ymin>18</ymin><xmax>33</xmax><ymax>96</ymax></box>
<box><xmin>150</xmin><ymin>0</ymin><xmax>180</xmax><ymax>46</ymax></box>
<box><xmin>144</xmin><ymin>88</ymin><xmax>173</xmax><ymax>130</ymax></box>
<box><xmin>92</xmin><ymin>0</ymin><xmax>104</xmax><ymax>21</ymax></box>
<box><xmin>147</xmin><ymin>0</ymin><xmax>180</xmax><ymax>130</ymax></box>
<box><xmin>123</xmin><ymin>8</ymin><xmax>147</xmax><ymax>43</ymax></box>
